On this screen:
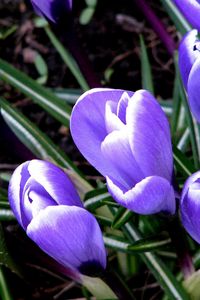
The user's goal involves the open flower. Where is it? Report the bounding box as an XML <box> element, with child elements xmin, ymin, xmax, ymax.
<box><xmin>179</xmin><ymin>29</ymin><xmax>200</xmax><ymax>122</ymax></box>
<box><xmin>30</xmin><ymin>0</ymin><xmax>72</xmax><ymax>23</ymax></box>
<box><xmin>8</xmin><ymin>159</ymin><xmax>106</xmax><ymax>275</ymax></box>
<box><xmin>173</xmin><ymin>0</ymin><xmax>200</xmax><ymax>30</ymax></box>
<box><xmin>180</xmin><ymin>171</ymin><xmax>200</xmax><ymax>244</ymax></box>
<box><xmin>71</xmin><ymin>88</ymin><xmax>175</xmax><ymax>215</ymax></box>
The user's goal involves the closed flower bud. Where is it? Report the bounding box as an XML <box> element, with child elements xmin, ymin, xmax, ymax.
<box><xmin>30</xmin><ymin>0</ymin><xmax>72</xmax><ymax>24</ymax></box>
<box><xmin>178</xmin><ymin>29</ymin><xmax>200</xmax><ymax>122</ymax></box>
<box><xmin>71</xmin><ymin>88</ymin><xmax>175</xmax><ymax>215</ymax></box>
<box><xmin>180</xmin><ymin>171</ymin><xmax>200</xmax><ymax>244</ymax></box>
<box><xmin>8</xmin><ymin>159</ymin><xmax>106</xmax><ymax>275</ymax></box>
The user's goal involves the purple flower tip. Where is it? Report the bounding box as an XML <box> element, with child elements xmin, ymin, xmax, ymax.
<box><xmin>181</xmin><ymin>171</ymin><xmax>200</xmax><ymax>244</ymax></box>
<box><xmin>70</xmin><ymin>88</ymin><xmax>176</xmax><ymax>215</ymax></box>
<box><xmin>173</xmin><ymin>0</ymin><xmax>200</xmax><ymax>30</ymax></box>
<box><xmin>179</xmin><ymin>29</ymin><xmax>200</xmax><ymax>122</ymax></box>
<box><xmin>30</xmin><ymin>0</ymin><xmax>72</xmax><ymax>23</ymax></box>
<box><xmin>8</xmin><ymin>159</ymin><xmax>106</xmax><ymax>275</ymax></box>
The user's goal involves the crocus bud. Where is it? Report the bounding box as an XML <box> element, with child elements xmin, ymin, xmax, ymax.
<box><xmin>8</xmin><ymin>160</ymin><xmax>106</xmax><ymax>275</ymax></box>
<box><xmin>71</xmin><ymin>88</ymin><xmax>175</xmax><ymax>215</ymax></box>
<box><xmin>180</xmin><ymin>171</ymin><xmax>200</xmax><ymax>244</ymax></box>
<box><xmin>173</xmin><ymin>0</ymin><xmax>200</xmax><ymax>30</ymax></box>
<box><xmin>30</xmin><ymin>0</ymin><xmax>72</xmax><ymax>24</ymax></box>
<box><xmin>179</xmin><ymin>29</ymin><xmax>200</xmax><ymax>122</ymax></box>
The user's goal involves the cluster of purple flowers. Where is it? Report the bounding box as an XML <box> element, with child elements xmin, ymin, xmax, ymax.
<box><xmin>8</xmin><ymin>0</ymin><xmax>200</xmax><ymax>279</ymax></box>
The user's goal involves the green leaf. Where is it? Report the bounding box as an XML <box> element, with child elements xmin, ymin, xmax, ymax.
<box><xmin>0</xmin><ymin>224</ymin><xmax>21</xmax><ymax>277</ymax></box>
<box><xmin>0</xmin><ymin>98</ymin><xmax>91</xmax><ymax>194</ymax></box>
<box><xmin>140</xmin><ymin>35</ymin><xmax>154</xmax><ymax>94</ymax></box>
<box><xmin>84</xmin><ymin>188</ymin><xmax>114</xmax><ymax>211</ymax></box>
<box><xmin>81</xmin><ymin>276</ymin><xmax>118</xmax><ymax>300</ymax></box>
<box><xmin>44</xmin><ymin>26</ymin><xmax>89</xmax><ymax>91</ymax></box>
<box><xmin>53</xmin><ymin>88</ymin><xmax>82</xmax><ymax>104</ymax></box>
<box><xmin>85</xmin><ymin>0</ymin><xmax>97</xmax><ymax>7</ymax></box>
<box><xmin>112</xmin><ymin>207</ymin><xmax>134</xmax><ymax>229</ymax></box>
<box><xmin>173</xmin><ymin>145</ymin><xmax>195</xmax><ymax>177</ymax></box>
<box><xmin>0</xmin><ymin>210</ymin><xmax>15</xmax><ymax>222</ymax></box>
<box><xmin>184</xmin><ymin>270</ymin><xmax>200</xmax><ymax>300</ymax></box>
<box><xmin>104</xmin><ymin>234</ymin><xmax>171</xmax><ymax>253</ymax></box>
<box><xmin>79</xmin><ymin>8</ymin><xmax>95</xmax><ymax>25</ymax></box>
<box><xmin>109</xmin><ymin>207</ymin><xmax>189</xmax><ymax>300</ymax></box>
<box><xmin>0</xmin><ymin>58</ymin><xmax>71</xmax><ymax>126</ymax></box>
<box><xmin>0</xmin><ymin>268</ymin><xmax>13</xmax><ymax>300</ymax></box>
<box><xmin>160</xmin><ymin>0</ymin><xmax>191</xmax><ymax>35</ymax></box>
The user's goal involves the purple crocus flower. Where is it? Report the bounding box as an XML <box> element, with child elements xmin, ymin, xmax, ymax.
<box><xmin>173</xmin><ymin>0</ymin><xmax>200</xmax><ymax>30</ymax></box>
<box><xmin>70</xmin><ymin>88</ymin><xmax>175</xmax><ymax>215</ymax></box>
<box><xmin>30</xmin><ymin>0</ymin><xmax>72</xmax><ymax>23</ymax></box>
<box><xmin>178</xmin><ymin>29</ymin><xmax>200</xmax><ymax>122</ymax></box>
<box><xmin>180</xmin><ymin>171</ymin><xmax>200</xmax><ymax>244</ymax></box>
<box><xmin>8</xmin><ymin>159</ymin><xmax>106</xmax><ymax>275</ymax></box>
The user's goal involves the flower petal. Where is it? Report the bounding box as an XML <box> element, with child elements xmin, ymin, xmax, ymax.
<box><xmin>27</xmin><ymin>160</ymin><xmax>83</xmax><ymax>207</ymax></box>
<box><xmin>30</xmin><ymin>0</ymin><xmax>72</xmax><ymax>23</ymax></box>
<box><xmin>70</xmin><ymin>88</ymin><xmax>134</xmax><ymax>177</ymax></box>
<box><xmin>187</xmin><ymin>57</ymin><xmax>200</xmax><ymax>122</ymax></box>
<box><xmin>101</xmin><ymin>129</ymin><xmax>144</xmax><ymax>189</ymax></box>
<box><xmin>106</xmin><ymin>175</ymin><xmax>175</xmax><ymax>215</ymax></box>
<box><xmin>8</xmin><ymin>161</ymin><xmax>30</xmax><ymax>229</ymax></box>
<box><xmin>173</xmin><ymin>0</ymin><xmax>200</xmax><ymax>31</ymax></box>
<box><xmin>126</xmin><ymin>90</ymin><xmax>173</xmax><ymax>181</ymax></box>
<box><xmin>27</xmin><ymin>205</ymin><xmax>107</xmax><ymax>273</ymax></box>
<box><xmin>181</xmin><ymin>171</ymin><xmax>200</xmax><ymax>243</ymax></box>
<box><xmin>179</xmin><ymin>29</ymin><xmax>199</xmax><ymax>88</ymax></box>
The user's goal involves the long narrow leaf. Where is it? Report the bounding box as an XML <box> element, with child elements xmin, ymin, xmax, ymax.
<box><xmin>0</xmin><ymin>58</ymin><xmax>71</xmax><ymax>126</ymax></box>
<box><xmin>160</xmin><ymin>0</ymin><xmax>191</xmax><ymax>35</ymax></box>
<box><xmin>109</xmin><ymin>207</ymin><xmax>189</xmax><ymax>300</ymax></box>
<box><xmin>44</xmin><ymin>26</ymin><xmax>89</xmax><ymax>91</ymax></box>
<box><xmin>140</xmin><ymin>35</ymin><xmax>154</xmax><ymax>94</ymax></box>
<box><xmin>0</xmin><ymin>98</ymin><xmax>91</xmax><ymax>193</ymax></box>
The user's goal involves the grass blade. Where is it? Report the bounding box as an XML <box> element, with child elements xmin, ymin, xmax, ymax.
<box><xmin>0</xmin><ymin>58</ymin><xmax>71</xmax><ymax>126</ymax></box>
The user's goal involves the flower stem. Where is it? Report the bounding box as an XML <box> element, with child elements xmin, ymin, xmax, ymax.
<box><xmin>168</xmin><ymin>216</ymin><xmax>195</xmax><ymax>279</ymax></box>
<box><xmin>52</xmin><ymin>17</ymin><xmax>101</xmax><ymax>89</ymax></box>
<box><xmin>133</xmin><ymin>0</ymin><xmax>176</xmax><ymax>55</ymax></box>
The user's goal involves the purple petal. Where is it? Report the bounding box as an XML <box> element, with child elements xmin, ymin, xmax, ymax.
<box><xmin>173</xmin><ymin>0</ymin><xmax>200</xmax><ymax>30</ymax></box>
<box><xmin>70</xmin><ymin>88</ymin><xmax>134</xmax><ymax>177</ymax></box>
<box><xmin>187</xmin><ymin>57</ymin><xmax>200</xmax><ymax>122</ymax></box>
<box><xmin>8</xmin><ymin>161</ymin><xmax>30</xmax><ymax>229</ymax></box>
<box><xmin>105</xmin><ymin>101</ymin><xmax>125</xmax><ymax>134</ymax></box>
<box><xmin>28</xmin><ymin>160</ymin><xmax>83</xmax><ymax>207</ymax></box>
<box><xmin>106</xmin><ymin>175</ymin><xmax>176</xmax><ymax>215</ymax></box>
<box><xmin>116</xmin><ymin>92</ymin><xmax>130</xmax><ymax>124</ymax></box>
<box><xmin>181</xmin><ymin>171</ymin><xmax>200</xmax><ymax>243</ymax></box>
<box><xmin>27</xmin><ymin>205</ymin><xmax>106</xmax><ymax>273</ymax></box>
<box><xmin>179</xmin><ymin>29</ymin><xmax>199</xmax><ymax>88</ymax></box>
<box><xmin>101</xmin><ymin>129</ymin><xmax>144</xmax><ymax>189</ymax></box>
<box><xmin>126</xmin><ymin>90</ymin><xmax>173</xmax><ymax>181</ymax></box>
<box><xmin>31</xmin><ymin>0</ymin><xmax>72</xmax><ymax>23</ymax></box>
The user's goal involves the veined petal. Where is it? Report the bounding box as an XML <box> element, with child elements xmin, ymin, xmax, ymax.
<box><xmin>179</xmin><ymin>29</ymin><xmax>199</xmax><ymax>88</ymax></box>
<box><xmin>187</xmin><ymin>57</ymin><xmax>200</xmax><ymax>122</ymax></box>
<box><xmin>106</xmin><ymin>175</ymin><xmax>176</xmax><ymax>215</ymax></box>
<box><xmin>173</xmin><ymin>0</ymin><xmax>200</xmax><ymax>31</ymax></box>
<box><xmin>181</xmin><ymin>172</ymin><xmax>200</xmax><ymax>243</ymax></box>
<box><xmin>28</xmin><ymin>160</ymin><xmax>82</xmax><ymax>207</ymax></box>
<box><xmin>27</xmin><ymin>205</ymin><xmax>107</xmax><ymax>273</ymax></box>
<box><xmin>8</xmin><ymin>161</ymin><xmax>30</xmax><ymax>229</ymax></box>
<box><xmin>70</xmin><ymin>88</ymin><xmax>134</xmax><ymax>177</ymax></box>
<box><xmin>126</xmin><ymin>90</ymin><xmax>173</xmax><ymax>181</ymax></box>
<box><xmin>101</xmin><ymin>129</ymin><xmax>144</xmax><ymax>188</ymax></box>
